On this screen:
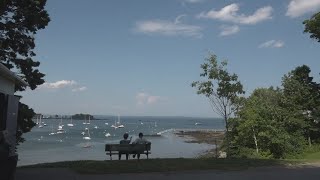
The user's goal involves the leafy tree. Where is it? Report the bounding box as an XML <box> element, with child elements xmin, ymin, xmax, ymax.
<box><xmin>192</xmin><ymin>53</ymin><xmax>245</xmax><ymax>154</ymax></box>
<box><xmin>231</xmin><ymin>88</ymin><xmax>306</xmax><ymax>158</ymax></box>
<box><xmin>0</xmin><ymin>0</ymin><xmax>50</xmax><ymax>144</ymax></box>
<box><xmin>303</xmin><ymin>12</ymin><xmax>320</xmax><ymax>42</ymax></box>
<box><xmin>281</xmin><ymin>65</ymin><xmax>320</xmax><ymax>146</ymax></box>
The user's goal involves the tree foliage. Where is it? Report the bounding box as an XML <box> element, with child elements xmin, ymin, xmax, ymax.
<box><xmin>192</xmin><ymin>53</ymin><xmax>245</xmax><ymax>154</ymax></box>
<box><xmin>303</xmin><ymin>12</ymin><xmax>320</xmax><ymax>42</ymax></box>
<box><xmin>0</xmin><ymin>0</ymin><xmax>50</xmax><ymax>90</ymax></box>
<box><xmin>0</xmin><ymin>0</ymin><xmax>50</xmax><ymax>145</ymax></box>
<box><xmin>229</xmin><ymin>65</ymin><xmax>320</xmax><ymax>159</ymax></box>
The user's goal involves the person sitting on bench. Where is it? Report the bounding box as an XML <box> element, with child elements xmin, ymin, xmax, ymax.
<box><xmin>119</xmin><ymin>133</ymin><xmax>132</xmax><ymax>160</ymax></box>
<box><xmin>132</xmin><ymin>132</ymin><xmax>150</xmax><ymax>159</ymax></box>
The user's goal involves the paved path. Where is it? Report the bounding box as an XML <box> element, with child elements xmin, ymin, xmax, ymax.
<box><xmin>16</xmin><ymin>165</ymin><xmax>320</xmax><ymax>180</ymax></box>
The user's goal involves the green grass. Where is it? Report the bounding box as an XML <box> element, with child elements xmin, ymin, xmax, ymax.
<box><xmin>19</xmin><ymin>158</ymin><xmax>289</xmax><ymax>174</ymax></box>
<box><xmin>303</xmin><ymin>151</ymin><xmax>320</xmax><ymax>160</ymax></box>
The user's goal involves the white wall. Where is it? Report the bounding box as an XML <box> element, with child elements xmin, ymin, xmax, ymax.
<box><xmin>0</xmin><ymin>75</ymin><xmax>15</xmax><ymax>95</ymax></box>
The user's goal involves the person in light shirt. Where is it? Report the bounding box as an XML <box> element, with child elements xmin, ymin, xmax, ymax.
<box><xmin>132</xmin><ymin>132</ymin><xmax>150</xmax><ymax>159</ymax></box>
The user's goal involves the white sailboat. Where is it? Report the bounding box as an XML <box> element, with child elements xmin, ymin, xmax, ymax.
<box><xmin>67</xmin><ymin>116</ymin><xmax>74</xmax><ymax>127</ymax></box>
<box><xmin>83</xmin><ymin>128</ymin><xmax>91</xmax><ymax>140</ymax></box>
<box><xmin>105</xmin><ymin>133</ymin><xmax>111</xmax><ymax>137</ymax></box>
<box><xmin>57</xmin><ymin>117</ymin><xmax>65</xmax><ymax>134</ymax></box>
<box><xmin>38</xmin><ymin>116</ymin><xmax>43</xmax><ymax>128</ymax></box>
<box><xmin>49</xmin><ymin>125</ymin><xmax>55</xmax><ymax>135</ymax></box>
<box><xmin>83</xmin><ymin>116</ymin><xmax>87</xmax><ymax>125</ymax></box>
<box><xmin>117</xmin><ymin>114</ymin><xmax>124</xmax><ymax>128</ymax></box>
<box><xmin>35</xmin><ymin>116</ymin><xmax>39</xmax><ymax>125</ymax></box>
<box><xmin>111</xmin><ymin>118</ymin><xmax>118</xmax><ymax>129</ymax></box>
<box><xmin>87</xmin><ymin>115</ymin><xmax>91</xmax><ymax>125</ymax></box>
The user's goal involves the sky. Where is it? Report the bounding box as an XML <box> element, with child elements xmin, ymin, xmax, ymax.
<box><xmin>19</xmin><ymin>0</ymin><xmax>320</xmax><ymax>117</ymax></box>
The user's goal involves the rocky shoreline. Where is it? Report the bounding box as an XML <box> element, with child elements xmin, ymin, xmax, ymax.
<box><xmin>174</xmin><ymin>130</ymin><xmax>225</xmax><ymax>158</ymax></box>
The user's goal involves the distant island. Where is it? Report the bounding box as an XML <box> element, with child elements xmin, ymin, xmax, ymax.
<box><xmin>71</xmin><ymin>114</ymin><xmax>94</xmax><ymax>120</ymax></box>
<box><xmin>39</xmin><ymin>114</ymin><xmax>96</xmax><ymax>120</ymax></box>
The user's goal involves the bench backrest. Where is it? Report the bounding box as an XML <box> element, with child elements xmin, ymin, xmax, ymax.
<box><xmin>105</xmin><ymin>144</ymin><xmax>151</xmax><ymax>152</ymax></box>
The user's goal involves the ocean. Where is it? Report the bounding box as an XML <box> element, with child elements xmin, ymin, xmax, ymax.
<box><xmin>17</xmin><ymin>116</ymin><xmax>224</xmax><ymax>166</ymax></box>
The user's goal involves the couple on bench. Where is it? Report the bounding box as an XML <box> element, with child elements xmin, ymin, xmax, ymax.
<box><xmin>119</xmin><ymin>132</ymin><xmax>150</xmax><ymax>160</ymax></box>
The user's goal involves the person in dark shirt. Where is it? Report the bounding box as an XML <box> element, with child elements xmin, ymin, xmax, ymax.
<box><xmin>119</xmin><ymin>133</ymin><xmax>132</xmax><ymax>160</ymax></box>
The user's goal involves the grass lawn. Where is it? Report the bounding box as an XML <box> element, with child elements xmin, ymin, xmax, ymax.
<box><xmin>303</xmin><ymin>151</ymin><xmax>320</xmax><ymax>161</ymax></box>
<box><xmin>20</xmin><ymin>158</ymin><xmax>290</xmax><ymax>174</ymax></box>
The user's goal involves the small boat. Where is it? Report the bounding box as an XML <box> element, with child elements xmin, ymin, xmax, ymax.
<box><xmin>57</xmin><ymin>119</ymin><xmax>65</xmax><ymax>134</ymax></box>
<box><xmin>83</xmin><ymin>128</ymin><xmax>91</xmax><ymax>140</ymax></box>
<box><xmin>67</xmin><ymin>116</ymin><xmax>74</xmax><ymax>127</ymax></box>
<box><xmin>195</xmin><ymin>122</ymin><xmax>202</xmax><ymax>126</ymax></box>
<box><xmin>49</xmin><ymin>125</ymin><xmax>55</xmax><ymax>135</ymax></box>
<box><xmin>56</xmin><ymin>130</ymin><xmax>65</xmax><ymax>134</ymax></box>
<box><xmin>105</xmin><ymin>133</ymin><xmax>111</xmax><ymax>137</ymax></box>
<box><xmin>83</xmin><ymin>116</ymin><xmax>87</xmax><ymax>125</ymax></box>
<box><xmin>117</xmin><ymin>115</ymin><xmax>124</xmax><ymax>128</ymax></box>
<box><xmin>94</xmin><ymin>125</ymin><xmax>98</xmax><ymax>129</ymax></box>
<box><xmin>105</xmin><ymin>122</ymin><xmax>109</xmax><ymax>125</ymax></box>
<box><xmin>38</xmin><ymin>116</ymin><xmax>43</xmax><ymax>128</ymax></box>
<box><xmin>111</xmin><ymin>119</ymin><xmax>118</xmax><ymax>129</ymax></box>
<box><xmin>81</xmin><ymin>132</ymin><xmax>85</xmax><ymax>135</ymax></box>
<box><xmin>87</xmin><ymin>115</ymin><xmax>91</xmax><ymax>125</ymax></box>
<box><xmin>82</xmin><ymin>143</ymin><xmax>92</xmax><ymax>148</ymax></box>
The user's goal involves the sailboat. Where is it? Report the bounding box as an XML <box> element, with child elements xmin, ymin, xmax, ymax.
<box><xmin>105</xmin><ymin>132</ymin><xmax>111</xmax><ymax>137</ymax></box>
<box><xmin>111</xmin><ymin>118</ymin><xmax>118</xmax><ymax>129</ymax></box>
<box><xmin>83</xmin><ymin>128</ymin><xmax>91</xmax><ymax>140</ymax></box>
<box><xmin>49</xmin><ymin>125</ymin><xmax>55</xmax><ymax>135</ymax></box>
<box><xmin>67</xmin><ymin>116</ymin><xmax>74</xmax><ymax>127</ymax></box>
<box><xmin>83</xmin><ymin>116</ymin><xmax>87</xmax><ymax>125</ymax></box>
<box><xmin>57</xmin><ymin>118</ymin><xmax>65</xmax><ymax>134</ymax></box>
<box><xmin>35</xmin><ymin>116</ymin><xmax>39</xmax><ymax>125</ymax></box>
<box><xmin>117</xmin><ymin>114</ymin><xmax>124</xmax><ymax>128</ymax></box>
<box><xmin>38</xmin><ymin>116</ymin><xmax>43</xmax><ymax>128</ymax></box>
<box><xmin>87</xmin><ymin>115</ymin><xmax>91</xmax><ymax>125</ymax></box>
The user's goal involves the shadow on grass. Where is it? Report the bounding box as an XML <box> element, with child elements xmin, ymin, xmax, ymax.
<box><xmin>19</xmin><ymin>158</ymin><xmax>291</xmax><ymax>174</ymax></box>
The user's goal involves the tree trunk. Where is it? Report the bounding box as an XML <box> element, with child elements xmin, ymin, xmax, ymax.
<box><xmin>252</xmin><ymin>127</ymin><xmax>259</xmax><ymax>154</ymax></box>
<box><xmin>224</xmin><ymin>108</ymin><xmax>229</xmax><ymax>157</ymax></box>
<box><xmin>308</xmin><ymin>136</ymin><xmax>312</xmax><ymax>147</ymax></box>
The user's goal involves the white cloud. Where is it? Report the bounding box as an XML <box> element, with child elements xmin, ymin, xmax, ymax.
<box><xmin>197</xmin><ymin>3</ymin><xmax>273</xmax><ymax>25</ymax></box>
<box><xmin>39</xmin><ymin>80</ymin><xmax>77</xmax><ymax>89</ymax></box>
<box><xmin>72</xmin><ymin>86</ymin><xmax>87</xmax><ymax>92</ymax></box>
<box><xmin>219</xmin><ymin>25</ymin><xmax>240</xmax><ymax>36</ymax></box>
<box><xmin>136</xmin><ymin>92</ymin><xmax>164</xmax><ymax>106</ymax></box>
<box><xmin>135</xmin><ymin>15</ymin><xmax>203</xmax><ymax>38</ymax></box>
<box><xmin>259</xmin><ymin>40</ymin><xmax>284</xmax><ymax>48</ymax></box>
<box><xmin>286</xmin><ymin>0</ymin><xmax>320</xmax><ymax>18</ymax></box>
<box><xmin>39</xmin><ymin>80</ymin><xmax>87</xmax><ymax>92</ymax></box>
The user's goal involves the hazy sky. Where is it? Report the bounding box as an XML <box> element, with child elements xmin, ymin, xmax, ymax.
<box><xmin>19</xmin><ymin>0</ymin><xmax>320</xmax><ymax>117</ymax></box>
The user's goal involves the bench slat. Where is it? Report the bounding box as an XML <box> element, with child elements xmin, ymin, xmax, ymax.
<box><xmin>105</xmin><ymin>144</ymin><xmax>151</xmax><ymax>152</ymax></box>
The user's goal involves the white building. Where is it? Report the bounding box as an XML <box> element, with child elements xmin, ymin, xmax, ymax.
<box><xmin>0</xmin><ymin>63</ymin><xmax>28</xmax><ymax>155</ymax></box>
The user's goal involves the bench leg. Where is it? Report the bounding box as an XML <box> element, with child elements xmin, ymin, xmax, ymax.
<box><xmin>110</xmin><ymin>151</ymin><xmax>112</xmax><ymax>160</ymax></box>
<box><xmin>147</xmin><ymin>151</ymin><xmax>149</xmax><ymax>159</ymax></box>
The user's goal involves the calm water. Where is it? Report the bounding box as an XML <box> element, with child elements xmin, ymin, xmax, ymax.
<box><xmin>17</xmin><ymin>116</ymin><xmax>224</xmax><ymax>166</ymax></box>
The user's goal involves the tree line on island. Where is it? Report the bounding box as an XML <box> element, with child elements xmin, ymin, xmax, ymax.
<box><xmin>41</xmin><ymin>114</ymin><xmax>95</xmax><ymax>120</ymax></box>
<box><xmin>192</xmin><ymin>11</ymin><xmax>320</xmax><ymax>159</ymax></box>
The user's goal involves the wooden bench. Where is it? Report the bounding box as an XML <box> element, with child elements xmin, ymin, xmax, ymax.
<box><xmin>105</xmin><ymin>143</ymin><xmax>151</xmax><ymax>160</ymax></box>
